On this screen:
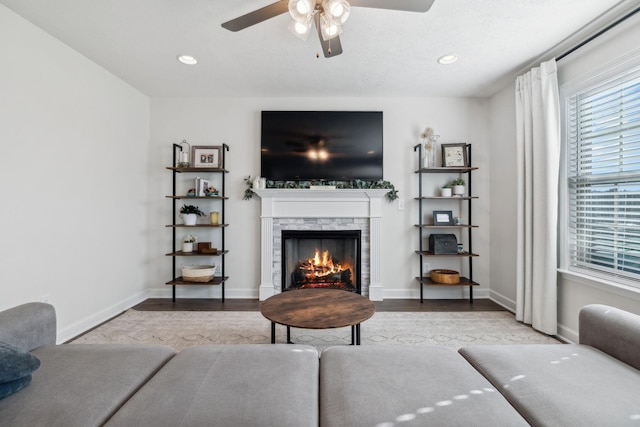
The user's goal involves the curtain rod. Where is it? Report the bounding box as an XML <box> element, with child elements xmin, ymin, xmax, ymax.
<box><xmin>557</xmin><ymin>6</ymin><xmax>640</xmax><ymax>61</ymax></box>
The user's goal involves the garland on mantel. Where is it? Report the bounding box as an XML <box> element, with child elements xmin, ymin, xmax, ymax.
<box><xmin>243</xmin><ymin>176</ymin><xmax>398</xmax><ymax>202</ymax></box>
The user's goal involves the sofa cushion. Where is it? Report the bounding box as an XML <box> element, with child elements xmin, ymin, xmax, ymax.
<box><xmin>0</xmin><ymin>343</ymin><xmax>176</xmax><ymax>427</ymax></box>
<box><xmin>0</xmin><ymin>341</ymin><xmax>41</xmax><ymax>384</ymax></box>
<box><xmin>320</xmin><ymin>346</ymin><xmax>528</xmax><ymax>427</ymax></box>
<box><xmin>460</xmin><ymin>344</ymin><xmax>640</xmax><ymax>427</ymax></box>
<box><xmin>105</xmin><ymin>344</ymin><xmax>319</xmax><ymax>427</ymax></box>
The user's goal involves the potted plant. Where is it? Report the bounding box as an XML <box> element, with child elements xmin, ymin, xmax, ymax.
<box><xmin>182</xmin><ymin>234</ymin><xmax>197</xmax><ymax>253</ymax></box>
<box><xmin>440</xmin><ymin>184</ymin><xmax>452</xmax><ymax>197</ymax></box>
<box><xmin>180</xmin><ymin>205</ymin><xmax>205</xmax><ymax>225</ymax></box>
<box><xmin>451</xmin><ymin>178</ymin><xmax>465</xmax><ymax>196</ymax></box>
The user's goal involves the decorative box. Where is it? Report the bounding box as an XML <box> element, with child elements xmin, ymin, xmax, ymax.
<box><xmin>428</xmin><ymin>234</ymin><xmax>458</xmax><ymax>254</ymax></box>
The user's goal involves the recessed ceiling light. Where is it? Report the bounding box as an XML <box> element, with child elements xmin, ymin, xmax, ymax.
<box><xmin>437</xmin><ymin>54</ymin><xmax>458</xmax><ymax>65</ymax></box>
<box><xmin>177</xmin><ymin>55</ymin><xmax>198</xmax><ymax>65</ymax></box>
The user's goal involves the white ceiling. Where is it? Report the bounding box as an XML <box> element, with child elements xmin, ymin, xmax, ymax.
<box><xmin>1</xmin><ymin>0</ymin><xmax>635</xmax><ymax>98</ymax></box>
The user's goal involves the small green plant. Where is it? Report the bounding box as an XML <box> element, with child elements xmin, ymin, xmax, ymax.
<box><xmin>180</xmin><ymin>205</ymin><xmax>205</xmax><ymax>216</ymax></box>
<box><xmin>241</xmin><ymin>177</ymin><xmax>398</xmax><ymax>202</ymax></box>
<box><xmin>452</xmin><ymin>178</ymin><xmax>465</xmax><ymax>186</ymax></box>
<box><xmin>442</xmin><ymin>184</ymin><xmax>451</xmax><ymax>188</ymax></box>
<box><xmin>243</xmin><ymin>176</ymin><xmax>254</xmax><ymax>200</ymax></box>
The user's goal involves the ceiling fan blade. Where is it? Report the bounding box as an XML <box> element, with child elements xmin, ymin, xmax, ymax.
<box><xmin>348</xmin><ymin>0</ymin><xmax>435</xmax><ymax>13</ymax></box>
<box><xmin>314</xmin><ymin>14</ymin><xmax>343</xmax><ymax>58</ymax></box>
<box><xmin>221</xmin><ymin>0</ymin><xmax>289</xmax><ymax>32</ymax></box>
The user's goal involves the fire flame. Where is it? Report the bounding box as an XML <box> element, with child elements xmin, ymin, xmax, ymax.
<box><xmin>301</xmin><ymin>248</ymin><xmax>349</xmax><ymax>279</ymax></box>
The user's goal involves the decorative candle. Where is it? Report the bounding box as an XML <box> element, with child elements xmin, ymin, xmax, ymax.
<box><xmin>210</xmin><ymin>212</ymin><xmax>219</xmax><ymax>225</ymax></box>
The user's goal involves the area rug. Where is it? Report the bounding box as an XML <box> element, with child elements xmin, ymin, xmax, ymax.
<box><xmin>71</xmin><ymin>310</ymin><xmax>560</xmax><ymax>352</ymax></box>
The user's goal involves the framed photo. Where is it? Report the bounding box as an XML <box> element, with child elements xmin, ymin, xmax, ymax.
<box><xmin>196</xmin><ymin>178</ymin><xmax>210</xmax><ymax>197</ymax></box>
<box><xmin>441</xmin><ymin>143</ymin><xmax>468</xmax><ymax>167</ymax></box>
<box><xmin>433</xmin><ymin>210</ymin><xmax>453</xmax><ymax>226</ymax></box>
<box><xmin>192</xmin><ymin>146</ymin><xmax>221</xmax><ymax>168</ymax></box>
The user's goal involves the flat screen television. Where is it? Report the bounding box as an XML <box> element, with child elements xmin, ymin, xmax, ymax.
<box><xmin>261</xmin><ymin>111</ymin><xmax>383</xmax><ymax>181</ymax></box>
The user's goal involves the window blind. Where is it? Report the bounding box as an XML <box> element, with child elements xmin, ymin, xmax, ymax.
<box><xmin>566</xmin><ymin>65</ymin><xmax>640</xmax><ymax>285</ymax></box>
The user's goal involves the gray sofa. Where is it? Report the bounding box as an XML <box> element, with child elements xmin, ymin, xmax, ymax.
<box><xmin>0</xmin><ymin>302</ymin><xmax>639</xmax><ymax>426</ymax></box>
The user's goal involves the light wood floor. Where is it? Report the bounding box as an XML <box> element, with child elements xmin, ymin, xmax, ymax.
<box><xmin>133</xmin><ymin>298</ymin><xmax>505</xmax><ymax>312</ymax></box>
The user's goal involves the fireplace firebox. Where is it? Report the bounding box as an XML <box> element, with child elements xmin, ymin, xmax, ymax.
<box><xmin>282</xmin><ymin>230</ymin><xmax>361</xmax><ymax>293</ymax></box>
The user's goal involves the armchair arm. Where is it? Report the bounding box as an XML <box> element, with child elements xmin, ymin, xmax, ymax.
<box><xmin>579</xmin><ymin>304</ymin><xmax>640</xmax><ymax>371</ymax></box>
<box><xmin>0</xmin><ymin>302</ymin><xmax>56</xmax><ymax>351</ymax></box>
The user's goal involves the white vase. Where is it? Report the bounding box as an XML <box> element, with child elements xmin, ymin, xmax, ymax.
<box><xmin>441</xmin><ymin>188</ymin><xmax>452</xmax><ymax>197</ymax></box>
<box><xmin>453</xmin><ymin>185</ymin><xmax>465</xmax><ymax>196</ymax></box>
<box><xmin>181</xmin><ymin>213</ymin><xmax>197</xmax><ymax>225</ymax></box>
<box><xmin>182</xmin><ymin>242</ymin><xmax>193</xmax><ymax>253</ymax></box>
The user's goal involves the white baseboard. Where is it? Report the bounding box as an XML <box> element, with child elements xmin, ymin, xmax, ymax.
<box><xmin>57</xmin><ymin>291</ymin><xmax>149</xmax><ymax>344</ymax></box>
<box><xmin>488</xmin><ymin>290</ymin><xmax>517</xmax><ymax>312</ymax></box>
<box><xmin>147</xmin><ymin>286</ymin><xmax>259</xmax><ymax>300</ymax></box>
<box><xmin>382</xmin><ymin>287</ymin><xmax>490</xmax><ymax>300</ymax></box>
<box><xmin>556</xmin><ymin>323</ymin><xmax>578</xmax><ymax>344</ymax></box>
<box><xmin>488</xmin><ymin>290</ymin><xmax>575</xmax><ymax>343</ymax></box>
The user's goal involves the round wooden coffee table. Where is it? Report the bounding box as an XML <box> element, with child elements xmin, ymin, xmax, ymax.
<box><xmin>260</xmin><ymin>288</ymin><xmax>376</xmax><ymax>345</ymax></box>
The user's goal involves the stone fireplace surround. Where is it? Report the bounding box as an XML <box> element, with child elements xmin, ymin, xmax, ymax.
<box><xmin>254</xmin><ymin>189</ymin><xmax>388</xmax><ymax>301</ymax></box>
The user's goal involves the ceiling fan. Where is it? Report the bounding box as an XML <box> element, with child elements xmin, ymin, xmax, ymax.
<box><xmin>221</xmin><ymin>0</ymin><xmax>435</xmax><ymax>58</ymax></box>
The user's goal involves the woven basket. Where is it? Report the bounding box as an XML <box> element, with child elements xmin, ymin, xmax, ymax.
<box><xmin>431</xmin><ymin>269</ymin><xmax>460</xmax><ymax>284</ymax></box>
<box><xmin>182</xmin><ymin>265</ymin><xmax>217</xmax><ymax>283</ymax></box>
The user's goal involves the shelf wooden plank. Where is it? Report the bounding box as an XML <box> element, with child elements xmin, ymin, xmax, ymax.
<box><xmin>166</xmin><ymin>276</ymin><xmax>229</xmax><ymax>286</ymax></box>
<box><xmin>415</xmin><ymin>276</ymin><xmax>479</xmax><ymax>286</ymax></box>
<box><xmin>415</xmin><ymin>196</ymin><xmax>478</xmax><ymax>200</ymax></box>
<box><xmin>414</xmin><ymin>224</ymin><xmax>479</xmax><ymax>228</ymax></box>
<box><xmin>166</xmin><ymin>195</ymin><xmax>229</xmax><ymax>200</ymax></box>
<box><xmin>166</xmin><ymin>250</ymin><xmax>229</xmax><ymax>256</ymax></box>
<box><xmin>166</xmin><ymin>224</ymin><xmax>229</xmax><ymax>228</ymax></box>
<box><xmin>415</xmin><ymin>167</ymin><xmax>479</xmax><ymax>173</ymax></box>
<box><xmin>415</xmin><ymin>250</ymin><xmax>479</xmax><ymax>257</ymax></box>
<box><xmin>166</xmin><ymin>167</ymin><xmax>229</xmax><ymax>173</ymax></box>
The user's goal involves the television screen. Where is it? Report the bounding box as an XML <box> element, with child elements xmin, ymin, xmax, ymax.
<box><xmin>261</xmin><ymin>111</ymin><xmax>383</xmax><ymax>181</ymax></box>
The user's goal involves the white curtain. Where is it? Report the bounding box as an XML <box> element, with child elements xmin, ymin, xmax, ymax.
<box><xmin>515</xmin><ymin>59</ymin><xmax>560</xmax><ymax>335</ymax></box>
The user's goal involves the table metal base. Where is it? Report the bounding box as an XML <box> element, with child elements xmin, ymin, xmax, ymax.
<box><xmin>271</xmin><ymin>322</ymin><xmax>362</xmax><ymax>345</ymax></box>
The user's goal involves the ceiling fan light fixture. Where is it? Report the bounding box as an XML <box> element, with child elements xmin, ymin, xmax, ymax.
<box><xmin>320</xmin><ymin>13</ymin><xmax>342</xmax><ymax>41</ymax></box>
<box><xmin>322</xmin><ymin>0</ymin><xmax>350</xmax><ymax>25</ymax></box>
<box><xmin>288</xmin><ymin>17</ymin><xmax>313</xmax><ymax>40</ymax></box>
<box><xmin>288</xmin><ymin>0</ymin><xmax>315</xmax><ymax>22</ymax></box>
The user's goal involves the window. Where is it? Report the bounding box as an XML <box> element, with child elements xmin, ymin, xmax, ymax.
<box><xmin>566</xmin><ymin>65</ymin><xmax>640</xmax><ymax>287</ymax></box>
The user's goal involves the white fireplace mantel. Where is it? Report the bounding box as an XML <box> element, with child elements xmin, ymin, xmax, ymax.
<box><xmin>254</xmin><ymin>189</ymin><xmax>387</xmax><ymax>301</ymax></box>
<box><xmin>253</xmin><ymin>188</ymin><xmax>389</xmax><ymax>219</ymax></box>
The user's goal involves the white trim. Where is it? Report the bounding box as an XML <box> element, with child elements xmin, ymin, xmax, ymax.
<box><xmin>558</xmin><ymin>268</ymin><xmax>640</xmax><ymax>301</ymax></box>
<box><xmin>57</xmin><ymin>290</ymin><xmax>149</xmax><ymax>343</ymax></box>
<box><xmin>147</xmin><ymin>286</ymin><xmax>259</xmax><ymax>300</ymax></box>
<box><xmin>559</xmin><ymin>47</ymin><xmax>640</xmax><ymax>95</ymax></box>
<box><xmin>383</xmin><ymin>287</ymin><xmax>491</xmax><ymax>300</ymax></box>
<box><xmin>489</xmin><ymin>290</ymin><xmax>517</xmax><ymax>312</ymax></box>
<box><xmin>557</xmin><ymin>323</ymin><xmax>578</xmax><ymax>344</ymax></box>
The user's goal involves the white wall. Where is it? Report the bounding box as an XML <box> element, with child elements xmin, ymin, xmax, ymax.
<box><xmin>0</xmin><ymin>5</ymin><xmax>150</xmax><ymax>342</ymax></box>
<box><xmin>488</xmin><ymin>83</ymin><xmax>518</xmax><ymax>309</ymax></box>
<box><xmin>149</xmin><ymin>97</ymin><xmax>491</xmax><ymax>301</ymax></box>
<box><xmin>488</xmin><ymin>12</ymin><xmax>640</xmax><ymax>342</ymax></box>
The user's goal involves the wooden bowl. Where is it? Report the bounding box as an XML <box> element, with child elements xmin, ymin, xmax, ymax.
<box><xmin>431</xmin><ymin>269</ymin><xmax>460</xmax><ymax>284</ymax></box>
